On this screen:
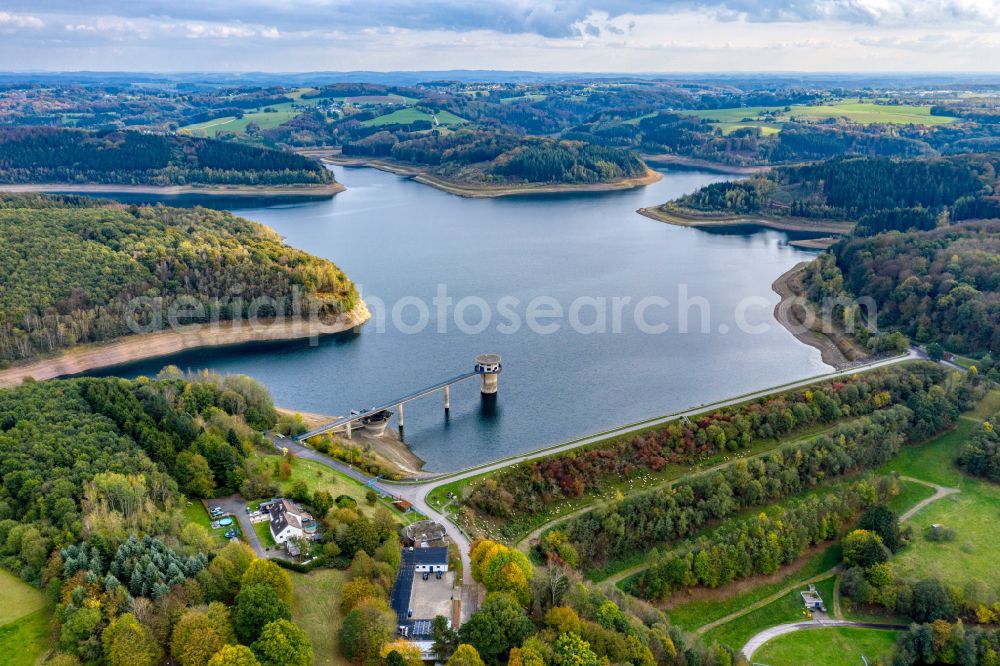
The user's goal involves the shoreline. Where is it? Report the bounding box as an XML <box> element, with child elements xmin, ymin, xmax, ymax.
<box><xmin>275</xmin><ymin>407</ymin><xmax>426</xmax><ymax>478</ymax></box>
<box><xmin>312</xmin><ymin>151</ymin><xmax>663</xmax><ymax>197</ymax></box>
<box><xmin>771</xmin><ymin>262</ymin><xmax>871</xmax><ymax>370</ymax></box>
<box><xmin>0</xmin><ymin>181</ymin><xmax>346</xmax><ymax>197</ymax></box>
<box><xmin>637</xmin><ymin>204</ymin><xmax>855</xmax><ymax>235</ymax></box>
<box><xmin>639</xmin><ymin>153</ymin><xmax>771</xmax><ymax>175</ymax></box>
<box><xmin>0</xmin><ymin>302</ymin><xmax>371</xmax><ymax>388</ymax></box>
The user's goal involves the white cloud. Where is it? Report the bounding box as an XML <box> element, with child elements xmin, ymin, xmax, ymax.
<box><xmin>0</xmin><ymin>11</ymin><xmax>43</xmax><ymax>30</ymax></box>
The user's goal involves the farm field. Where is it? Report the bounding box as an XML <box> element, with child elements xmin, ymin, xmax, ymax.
<box><xmin>753</xmin><ymin>626</ymin><xmax>899</xmax><ymax>666</ymax></box>
<box><xmin>361</xmin><ymin>108</ymin><xmax>465</xmax><ymax>127</ymax></box>
<box><xmin>290</xmin><ymin>568</ymin><xmax>350</xmax><ymax>666</ymax></box>
<box><xmin>685</xmin><ymin>101</ymin><xmax>957</xmax><ymax>129</ymax></box>
<box><xmin>179</xmin><ymin>88</ymin><xmax>321</xmax><ymax>137</ymax></box>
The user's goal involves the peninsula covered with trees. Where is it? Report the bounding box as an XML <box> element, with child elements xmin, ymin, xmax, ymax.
<box><xmin>0</xmin><ymin>194</ymin><xmax>363</xmax><ymax>372</ymax></box>
<box><xmin>647</xmin><ymin>153</ymin><xmax>1000</xmax><ymax>234</ymax></box>
<box><xmin>0</xmin><ymin>127</ymin><xmax>339</xmax><ymax>192</ymax></box>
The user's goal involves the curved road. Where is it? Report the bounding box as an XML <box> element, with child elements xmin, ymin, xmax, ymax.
<box><xmin>274</xmin><ymin>349</ymin><xmax>922</xmax><ymax>607</ymax></box>
<box><xmin>741</xmin><ymin>619</ymin><xmax>906</xmax><ymax>660</ymax></box>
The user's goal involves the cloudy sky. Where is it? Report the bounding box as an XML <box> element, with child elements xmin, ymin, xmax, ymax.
<box><xmin>2</xmin><ymin>0</ymin><xmax>999</xmax><ymax>72</ymax></box>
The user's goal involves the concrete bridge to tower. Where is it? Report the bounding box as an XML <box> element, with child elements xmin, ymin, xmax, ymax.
<box><xmin>294</xmin><ymin>354</ymin><xmax>502</xmax><ymax>442</ymax></box>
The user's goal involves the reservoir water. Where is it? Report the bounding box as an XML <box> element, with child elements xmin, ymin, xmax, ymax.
<box><xmin>96</xmin><ymin>166</ymin><xmax>830</xmax><ymax>472</ymax></box>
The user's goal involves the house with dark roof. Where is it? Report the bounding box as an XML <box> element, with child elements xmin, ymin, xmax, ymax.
<box><xmin>269</xmin><ymin>499</ymin><xmax>304</xmax><ymax>544</ymax></box>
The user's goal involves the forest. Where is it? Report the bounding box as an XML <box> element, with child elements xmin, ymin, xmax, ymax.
<box><xmin>0</xmin><ymin>194</ymin><xmax>358</xmax><ymax>364</ymax></box>
<box><xmin>465</xmin><ymin>363</ymin><xmax>953</xmax><ymax>522</ymax></box>
<box><xmin>342</xmin><ymin>128</ymin><xmax>648</xmax><ymax>185</ymax></box>
<box><xmin>0</xmin><ymin>127</ymin><xmax>333</xmax><ymax>186</ymax></box>
<box><xmin>624</xmin><ymin>479</ymin><xmax>894</xmax><ymax>599</ymax></box>
<box><xmin>0</xmin><ymin>372</ymin><xmax>317</xmax><ymax>665</ymax></box>
<box><xmin>803</xmin><ymin>222</ymin><xmax>1000</xmax><ymax>354</ymax></box>
<box><xmin>560</xmin><ymin>397</ymin><xmax>940</xmax><ymax>567</ymax></box>
<box><xmin>957</xmin><ymin>411</ymin><xmax>1000</xmax><ymax>482</ymax></box>
<box><xmin>673</xmin><ymin>153</ymin><xmax>1000</xmax><ymax>234</ymax></box>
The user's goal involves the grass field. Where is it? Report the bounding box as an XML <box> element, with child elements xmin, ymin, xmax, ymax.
<box><xmin>684</xmin><ymin>101</ymin><xmax>956</xmax><ymax>129</ymax></box>
<box><xmin>361</xmin><ymin>108</ymin><xmax>465</xmax><ymax>127</ymax></box>
<box><xmin>701</xmin><ymin>576</ymin><xmax>837</xmax><ymax>650</ymax></box>
<box><xmin>0</xmin><ymin>608</ymin><xmax>53</xmax><ymax>666</ymax></box>
<box><xmin>182</xmin><ymin>500</ymin><xmax>230</xmax><ymax>545</ymax></box>
<box><xmin>255</xmin><ymin>520</ymin><xmax>278</xmax><ymax>548</ymax></box>
<box><xmin>0</xmin><ymin>570</ymin><xmax>51</xmax><ymax>665</ymax></box>
<box><xmin>667</xmin><ymin>545</ymin><xmax>841</xmax><ymax>632</ymax></box>
<box><xmin>500</xmin><ymin>94</ymin><xmax>547</xmax><ymax>104</ymax></box>
<box><xmin>892</xmin><ymin>481</ymin><xmax>1000</xmax><ymax>588</ymax></box>
<box><xmin>878</xmin><ymin>390</ymin><xmax>1000</xmax><ymax>588</ymax></box>
<box><xmin>0</xmin><ymin>569</ymin><xmax>46</xmax><ymax>626</ymax></box>
<box><xmin>290</xmin><ymin>568</ymin><xmax>350</xmax><ymax>666</ymax></box>
<box><xmin>179</xmin><ymin>88</ymin><xmax>320</xmax><ymax>137</ymax></box>
<box><xmin>790</xmin><ymin>102</ymin><xmax>955</xmax><ymax>125</ymax></box>
<box><xmin>754</xmin><ymin>626</ymin><xmax>899</xmax><ymax>666</ymax></box>
<box><xmin>270</xmin><ymin>455</ymin><xmax>419</xmax><ymax>524</ymax></box>
<box><xmin>887</xmin><ymin>478</ymin><xmax>935</xmax><ymax>515</ymax></box>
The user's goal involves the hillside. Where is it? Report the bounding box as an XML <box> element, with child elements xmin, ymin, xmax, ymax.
<box><xmin>804</xmin><ymin>222</ymin><xmax>1000</xmax><ymax>355</ymax></box>
<box><xmin>0</xmin><ymin>126</ymin><xmax>335</xmax><ymax>187</ymax></box>
<box><xmin>340</xmin><ymin>128</ymin><xmax>653</xmax><ymax>188</ymax></box>
<box><xmin>660</xmin><ymin>153</ymin><xmax>1000</xmax><ymax>234</ymax></box>
<box><xmin>0</xmin><ymin>372</ymin><xmax>325</xmax><ymax>663</ymax></box>
<box><xmin>0</xmin><ymin>194</ymin><xmax>360</xmax><ymax>366</ymax></box>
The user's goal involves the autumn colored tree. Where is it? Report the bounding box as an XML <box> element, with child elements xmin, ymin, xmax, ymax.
<box><xmin>341</xmin><ymin>578</ymin><xmax>381</xmax><ymax>614</ymax></box>
<box><xmin>241</xmin><ymin>559</ymin><xmax>294</xmax><ymax>605</ymax></box>
<box><xmin>379</xmin><ymin>641</ymin><xmax>423</xmax><ymax>666</ymax></box>
<box><xmin>338</xmin><ymin>598</ymin><xmax>396</xmax><ymax>666</ymax></box>
<box><xmin>172</xmin><ymin>610</ymin><xmax>225</xmax><ymax>666</ymax></box>
<box><xmin>102</xmin><ymin>613</ymin><xmax>162</xmax><ymax>666</ymax></box>
<box><xmin>202</xmin><ymin>542</ymin><xmax>255</xmax><ymax>602</ymax></box>
<box><xmin>446</xmin><ymin>644</ymin><xmax>486</xmax><ymax>666</ymax></box>
<box><xmin>469</xmin><ymin>539</ymin><xmax>533</xmax><ymax>605</ymax></box>
<box><xmin>208</xmin><ymin>645</ymin><xmax>262</xmax><ymax>666</ymax></box>
<box><xmin>842</xmin><ymin>529</ymin><xmax>891</xmax><ymax>569</ymax></box>
<box><xmin>553</xmin><ymin>633</ymin><xmax>599</xmax><ymax>666</ymax></box>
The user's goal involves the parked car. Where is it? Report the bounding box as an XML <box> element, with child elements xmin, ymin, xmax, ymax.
<box><xmin>224</xmin><ymin>528</ymin><xmax>238</xmax><ymax>538</ymax></box>
<box><xmin>422</xmin><ymin>571</ymin><xmax>429</xmax><ymax>580</ymax></box>
<box><xmin>209</xmin><ymin>506</ymin><xmax>224</xmax><ymax>517</ymax></box>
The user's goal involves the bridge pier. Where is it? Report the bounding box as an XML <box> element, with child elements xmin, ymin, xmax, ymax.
<box><xmin>294</xmin><ymin>353</ymin><xmax>503</xmax><ymax>443</ymax></box>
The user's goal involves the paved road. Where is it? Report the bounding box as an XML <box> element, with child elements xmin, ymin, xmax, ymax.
<box><xmin>268</xmin><ymin>349</ymin><xmax>922</xmax><ymax>611</ymax></box>
<box><xmin>741</xmin><ymin>619</ymin><xmax>906</xmax><ymax>660</ymax></box>
<box><xmin>898</xmin><ymin>475</ymin><xmax>959</xmax><ymax>522</ymax></box>
<box><xmin>214</xmin><ymin>495</ymin><xmax>273</xmax><ymax>558</ymax></box>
